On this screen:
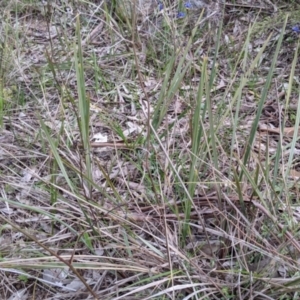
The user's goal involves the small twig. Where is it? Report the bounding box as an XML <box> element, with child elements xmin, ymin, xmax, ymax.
<box><xmin>224</xmin><ymin>1</ymin><xmax>274</xmax><ymax>11</ymax></box>
<box><xmin>88</xmin><ymin>142</ymin><xmax>136</xmax><ymax>149</ymax></box>
<box><xmin>0</xmin><ymin>215</ymin><xmax>99</xmax><ymax>299</ymax></box>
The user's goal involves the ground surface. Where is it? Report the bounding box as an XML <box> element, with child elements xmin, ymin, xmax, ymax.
<box><xmin>1</xmin><ymin>0</ymin><xmax>300</xmax><ymax>299</ymax></box>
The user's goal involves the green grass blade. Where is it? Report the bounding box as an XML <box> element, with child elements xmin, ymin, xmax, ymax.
<box><xmin>241</xmin><ymin>16</ymin><xmax>288</xmax><ymax>178</ymax></box>
<box><xmin>74</xmin><ymin>15</ymin><xmax>92</xmax><ymax>196</ymax></box>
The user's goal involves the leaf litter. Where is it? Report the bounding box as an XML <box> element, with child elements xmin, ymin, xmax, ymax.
<box><xmin>1</xmin><ymin>0</ymin><xmax>300</xmax><ymax>299</ymax></box>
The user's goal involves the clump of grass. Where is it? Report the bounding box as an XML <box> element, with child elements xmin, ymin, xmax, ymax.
<box><xmin>1</xmin><ymin>0</ymin><xmax>300</xmax><ymax>299</ymax></box>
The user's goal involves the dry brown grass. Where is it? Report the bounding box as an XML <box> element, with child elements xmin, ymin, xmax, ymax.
<box><xmin>1</xmin><ymin>0</ymin><xmax>300</xmax><ymax>299</ymax></box>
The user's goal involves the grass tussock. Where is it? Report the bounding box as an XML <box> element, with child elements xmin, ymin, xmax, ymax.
<box><xmin>1</xmin><ymin>0</ymin><xmax>300</xmax><ymax>299</ymax></box>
